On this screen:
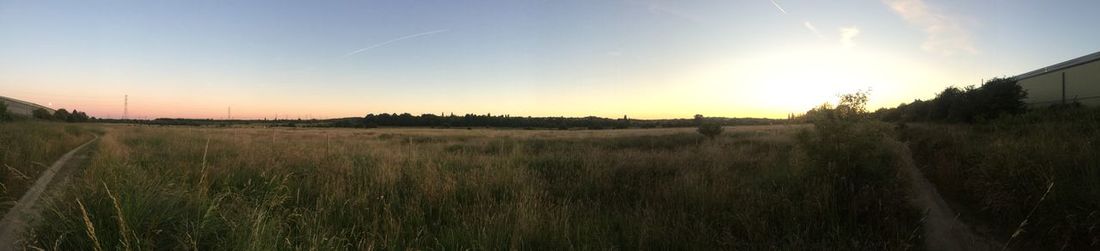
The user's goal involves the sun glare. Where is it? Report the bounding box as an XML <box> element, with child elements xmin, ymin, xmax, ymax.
<box><xmin>694</xmin><ymin>44</ymin><xmax>933</xmax><ymax>117</ymax></box>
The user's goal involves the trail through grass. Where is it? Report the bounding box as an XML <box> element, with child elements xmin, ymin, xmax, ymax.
<box><xmin>900</xmin><ymin>109</ymin><xmax>1100</xmax><ymax>249</ymax></box>
<box><xmin>1</xmin><ymin>122</ymin><xmax>97</xmax><ymax>215</ymax></box>
<box><xmin>28</xmin><ymin>124</ymin><xmax>921</xmax><ymax>250</ymax></box>
<box><xmin>0</xmin><ymin>134</ymin><xmax>98</xmax><ymax>248</ymax></box>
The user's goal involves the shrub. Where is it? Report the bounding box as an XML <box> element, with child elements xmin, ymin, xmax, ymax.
<box><xmin>0</xmin><ymin>101</ymin><xmax>10</xmax><ymax>122</ymax></box>
<box><xmin>794</xmin><ymin>90</ymin><xmax>917</xmax><ymax>249</ymax></box>
<box><xmin>696</xmin><ymin>123</ymin><xmax>722</xmax><ymax>139</ymax></box>
<box><xmin>33</xmin><ymin>108</ymin><xmax>52</xmax><ymax>120</ymax></box>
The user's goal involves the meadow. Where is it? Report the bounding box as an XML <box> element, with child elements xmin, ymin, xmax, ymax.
<box><xmin>25</xmin><ymin>123</ymin><xmax>921</xmax><ymax>250</ymax></box>
<box><xmin>899</xmin><ymin>108</ymin><xmax>1100</xmax><ymax>249</ymax></box>
<box><xmin>0</xmin><ymin>122</ymin><xmax>97</xmax><ymax>215</ymax></box>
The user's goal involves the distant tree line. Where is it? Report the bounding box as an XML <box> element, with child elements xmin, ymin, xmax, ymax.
<box><xmin>126</xmin><ymin>114</ymin><xmax>781</xmax><ymax>129</ymax></box>
<box><xmin>324</xmin><ymin>113</ymin><xmax>778</xmax><ymax>129</ymax></box>
<box><xmin>32</xmin><ymin>108</ymin><xmax>92</xmax><ymax>122</ymax></box>
<box><xmin>872</xmin><ymin>78</ymin><xmax>1027</xmax><ymax>123</ymax></box>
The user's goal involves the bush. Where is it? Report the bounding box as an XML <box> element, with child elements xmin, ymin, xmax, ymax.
<box><xmin>696</xmin><ymin>123</ymin><xmax>722</xmax><ymax>139</ymax></box>
<box><xmin>0</xmin><ymin>101</ymin><xmax>10</xmax><ymax>122</ymax></box>
<box><xmin>794</xmin><ymin>90</ymin><xmax>918</xmax><ymax>249</ymax></box>
<box><xmin>33</xmin><ymin>108</ymin><xmax>52</xmax><ymax>120</ymax></box>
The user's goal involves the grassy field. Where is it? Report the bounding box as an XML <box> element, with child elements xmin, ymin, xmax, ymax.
<box><xmin>0</xmin><ymin>122</ymin><xmax>97</xmax><ymax>215</ymax></box>
<box><xmin>23</xmin><ymin>123</ymin><xmax>922</xmax><ymax>250</ymax></box>
<box><xmin>900</xmin><ymin>108</ymin><xmax>1100</xmax><ymax>249</ymax></box>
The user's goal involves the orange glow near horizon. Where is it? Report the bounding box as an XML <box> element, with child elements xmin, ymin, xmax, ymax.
<box><xmin>3</xmin><ymin>41</ymin><xmax>975</xmax><ymax>120</ymax></box>
<box><xmin>2</xmin><ymin>1</ymin><xmax>1097</xmax><ymax>120</ymax></box>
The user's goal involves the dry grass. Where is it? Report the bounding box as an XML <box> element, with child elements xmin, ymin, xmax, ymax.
<box><xmin>29</xmin><ymin>123</ymin><xmax>916</xmax><ymax>250</ymax></box>
<box><xmin>900</xmin><ymin>108</ymin><xmax>1100</xmax><ymax>249</ymax></box>
<box><xmin>0</xmin><ymin>122</ymin><xmax>96</xmax><ymax>215</ymax></box>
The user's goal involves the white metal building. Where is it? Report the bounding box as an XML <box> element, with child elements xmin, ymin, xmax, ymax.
<box><xmin>1013</xmin><ymin>51</ymin><xmax>1100</xmax><ymax>106</ymax></box>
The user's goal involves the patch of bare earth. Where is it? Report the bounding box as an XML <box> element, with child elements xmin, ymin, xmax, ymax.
<box><xmin>885</xmin><ymin>138</ymin><xmax>1001</xmax><ymax>251</ymax></box>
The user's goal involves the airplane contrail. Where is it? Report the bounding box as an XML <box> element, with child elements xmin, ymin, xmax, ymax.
<box><xmin>768</xmin><ymin>0</ymin><xmax>788</xmax><ymax>14</ymax></box>
<box><xmin>344</xmin><ymin>29</ymin><xmax>449</xmax><ymax>57</ymax></box>
<box><xmin>803</xmin><ymin>21</ymin><xmax>824</xmax><ymax>38</ymax></box>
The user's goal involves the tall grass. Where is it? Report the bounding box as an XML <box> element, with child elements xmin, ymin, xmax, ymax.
<box><xmin>0</xmin><ymin>121</ymin><xmax>97</xmax><ymax>214</ymax></box>
<box><xmin>900</xmin><ymin>107</ymin><xmax>1100</xmax><ymax>249</ymax></box>
<box><xmin>29</xmin><ymin>124</ymin><xmax>919</xmax><ymax>249</ymax></box>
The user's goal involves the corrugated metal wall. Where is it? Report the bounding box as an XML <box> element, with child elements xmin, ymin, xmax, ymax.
<box><xmin>1018</xmin><ymin>59</ymin><xmax>1100</xmax><ymax>106</ymax></box>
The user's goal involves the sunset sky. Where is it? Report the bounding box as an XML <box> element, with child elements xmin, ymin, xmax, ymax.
<box><xmin>2</xmin><ymin>0</ymin><xmax>1099</xmax><ymax>119</ymax></box>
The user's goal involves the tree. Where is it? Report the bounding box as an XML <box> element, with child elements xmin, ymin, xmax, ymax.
<box><xmin>696</xmin><ymin>114</ymin><xmax>723</xmax><ymax>139</ymax></box>
<box><xmin>68</xmin><ymin>110</ymin><xmax>90</xmax><ymax>122</ymax></box>
<box><xmin>33</xmin><ymin>108</ymin><xmax>53</xmax><ymax>120</ymax></box>
<box><xmin>697</xmin><ymin>123</ymin><xmax>723</xmax><ymax>139</ymax></box>
<box><xmin>974</xmin><ymin>77</ymin><xmax>1027</xmax><ymax>119</ymax></box>
<box><xmin>835</xmin><ymin>90</ymin><xmax>869</xmax><ymax>121</ymax></box>
<box><xmin>53</xmin><ymin>109</ymin><xmax>71</xmax><ymax>122</ymax></box>
<box><xmin>875</xmin><ymin>78</ymin><xmax>1026</xmax><ymax>123</ymax></box>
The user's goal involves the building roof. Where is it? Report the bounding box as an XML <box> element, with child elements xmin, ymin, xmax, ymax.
<box><xmin>1013</xmin><ymin>50</ymin><xmax>1100</xmax><ymax>81</ymax></box>
<box><xmin>0</xmin><ymin>95</ymin><xmax>54</xmax><ymax>116</ymax></box>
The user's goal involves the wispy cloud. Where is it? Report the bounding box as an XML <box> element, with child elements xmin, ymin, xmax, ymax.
<box><xmin>344</xmin><ymin>29</ymin><xmax>449</xmax><ymax>57</ymax></box>
<box><xmin>840</xmin><ymin>27</ymin><xmax>861</xmax><ymax>48</ymax></box>
<box><xmin>803</xmin><ymin>21</ymin><xmax>824</xmax><ymax>38</ymax></box>
<box><xmin>768</xmin><ymin>1</ymin><xmax>822</xmax><ymax>41</ymax></box>
<box><xmin>768</xmin><ymin>0</ymin><xmax>788</xmax><ymax>14</ymax></box>
<box><xmin>882</xmin><ymin>0</ymin><xmax>975</xmax><ymax>55</ymax></box>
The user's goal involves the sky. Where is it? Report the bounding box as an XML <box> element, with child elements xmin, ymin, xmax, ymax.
<box><xmin>2</xmin><ymin>0</ymin><xmax>1099</xmax><ymax>119</ymax></box>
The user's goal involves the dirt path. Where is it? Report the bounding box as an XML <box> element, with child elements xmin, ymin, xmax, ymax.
<box><xmin>0</xmin><ymin>135</ymin><xmax>98</xmax><ymax>250</ymax></box>
<box><xmin>885</xmin><ymin>139</ymin><xmax>1001</xmax><ymax>251</ymax></box>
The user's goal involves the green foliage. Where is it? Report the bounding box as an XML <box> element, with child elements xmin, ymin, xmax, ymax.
<box><xmin>877</xmin><ymin>78</ymin><xmax>1027</xmax><ymax>123</ymax></box>
<box><xmin>696</xmin><ymin>123</ymin><xmax>723</xmax><ymax>139</ymax></box>
<box><xmin>53</xmin><ymin>109</ymin><xmax>70</xmax><ymax>122</ymax></box>
<box><xmin>67</xmin><ymin>109</ymin><xmax>91</xmax><ymax>122</ymax></box>
<box><xmin>791</xmin><ymin>90</ymin><xmax>919</xmax><ymax>249</ymax></box>
<box><xmin>0</xmin><ymin>101</ymin><xmax>11</xmax><ymax>122</ymax></box>
<box><xmin>836</xmin><ymin>90</ymin><xmax>869</xmax><ymax>120</ymax></box>
<box><xmin>32</xmin><ymin>108</ymin><xmax>52</xmax><ymax>120</ymax></box>
<box><xmin>798</xmin><ymin>90</ymin><xmax>871</xmax><ymax>123</ymax></box>
<box><xmin>695</xmin><ymin>115</ymin><xmax>723</xmax><ymax>139</ymax></box>
<box><xmin>27</xmin><ymin>108</ymin><xmax>90</xmax><ymax>122</ymax></box>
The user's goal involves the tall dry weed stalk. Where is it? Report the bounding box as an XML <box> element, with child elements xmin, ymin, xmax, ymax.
<box><xmin>1002</xmin><ymin>182</ymin><xmax>1055</xmax><ymax>250</ymax></box>
<box><xmin>76</xmin><ymin>199</ymin><xmax>103</xmax><ymax>251</ymax></box>
<box><xmin>103</xmin><ymin>182</ymin><xmax>132</xmax><ymax>251</ymax></box>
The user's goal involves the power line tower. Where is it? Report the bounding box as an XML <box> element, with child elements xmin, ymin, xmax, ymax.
<box><xmin>227</xmin><ymin>106</ymin><xmax>232</xmax><ymax>120</ymax></box>
<box><xmin>124</xmin><ymin>95</ymin><xmax>128</xmax><ymax>120</ymax></box>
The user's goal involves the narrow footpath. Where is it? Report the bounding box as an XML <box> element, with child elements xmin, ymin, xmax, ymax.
<box><xmin>0</xmin><ymin>135</ymin><xmax>98</xmax><ymax>250</ymax></box>
<box><xmin>885</xmin><ymin>138</ymin><xmax>1001</xmax><ymax>251</ymax></box>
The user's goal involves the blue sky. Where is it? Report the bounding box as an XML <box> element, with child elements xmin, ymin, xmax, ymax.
<box><xmin>2</xmin><ymin>0</ymin><xmax>1099</xmax><ymax>119</ymax></box>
